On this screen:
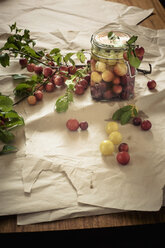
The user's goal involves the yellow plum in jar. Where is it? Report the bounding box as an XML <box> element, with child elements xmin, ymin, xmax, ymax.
<box><xmin>102</xmin><ymin>70</ymin><xmax>114</xmax><ymax>82</ymax></box>
<box><xmin>95</xmin><ymin>61</ymin><xmax>106</xmax><ymax>72</ymax></box>
<box><xmin>114</xmin><ymin>62</ymin><xmax>127</xmax><ymax>76</ymax></box>
<box><xmin>91</xmin><ymin>71</ymin><xmax>102</xmax><ymax>83</ymax></box>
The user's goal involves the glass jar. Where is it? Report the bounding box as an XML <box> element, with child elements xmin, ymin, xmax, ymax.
<box><xmin>90</xmin><ymin>28</ymin><xmax>136</xmax><ymax>101</ymax></box>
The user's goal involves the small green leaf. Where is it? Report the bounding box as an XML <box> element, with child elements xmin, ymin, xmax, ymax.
<box><xmin>112</xmin><ymin>108</ymin><xmax>123</xmax><ymax>121</ymax></box>
<box><xmin>23</xmin><ymin>29</ymin><xmax>30</xmax><ymax>39</ymax></box>
<box><xmin>53</xmin><ymin>54</ymin><xmax>62</xmax><ymax>65</ymax></box>
<box><xmin>127</xmin><ymin>35</ymin><xmax>138</xmax><ymax>45</ymax></box>
<box><xmin>50</xmin><ymin>48</ymin><xmax>61</xmax><ymax>55</ymax></box>
<box><xmin>9</xmin><ymin>22</ymin><xmax>16</xmax><ymax>32</ymax></box>
<box><xmin>128</xmin><ymin>50</ymin><xmax>141</xmax><ymax>69</ymax></box>
<box><xmin>120</xmin><ymin>111</ymin><xmax>132</xmax><ymax>125</ymax></box>
<box><xmin>69</xmin><ymin>58</ymin><xmax>75</xmax><ymax>66</ymax></box>
<box><xmin>0</xmin><ymin>95</ymin><xmax>13</xmax><ymax>112</ymax></box>
<box><xmin>4</xmin><ymin>110</ymin><xmax>19</xmax><ymax>119</ymax></box>
<box><xmin>13</xmin><ymin>83</ymin><xmax>32</xmax><ymax>97</ymax></box>
<box><xmin>0</xmin><ymin>53</ymin><xmax>10</xmax><ymax>67</ymax></box>
<box><xmin>12</xmin><ymin>74</ymin><xmax>29</xmax><ymax>80</ymax></box>
<box><xmin>0</xmin><ymin>145</ymin><xmax>18</xmax><ymax>156</ymax></box>
<box><xmin>30</xmin><ymin>74</ymin><xmax>39</xmax><ymax>82</ymax></box>
<box><xmin>23</xmin><ymin>45</ymin><xmax>40</xmax><ymax>58</ymax></box>
<box><xmin>108</xmin><ymin>32</ymin><xmax>114</xmax><ymax>40</ymax></box>
<box><xmin>121</xmin><ymin>105</ymin><xmax>132</xmax><ymax>112</ymax></box>
<box><xmin>5</xmin><ymin>116</ymin><xmax>24</xmax><ymax>129</ymax></box>
<box><xmin>133</xmin><ymin>108</ymin><xmax>138</xmax><ymax>116</ymax></box>
<box><xmin>0</xmin><ymin>129</ymin><xmax>15</xmax><ymax>143</ymax></box>
<box><xmin>63</xmin><ymin>53</ymin><xmax>74</xmax><ymax>63</ymax></box>
<box><xmin>55</xmin><ymin>96</ymin><xmax>69</xmax><ymax>113</ymax></box>
<box><xmin>76</xmin><ymin>51</ymin><xmax>86</xmax><ymax>63</ymax></box>
<box><xmin>3</xmin><ymin>42</ymin><xmax>19</xmax><ymax>50</ymax></box>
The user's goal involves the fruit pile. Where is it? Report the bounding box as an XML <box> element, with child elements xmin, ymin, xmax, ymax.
<box><xmin>90</xmin><ymin>45</ymin><xmax>144</xmax><ymax>101</ymax></box>
<box><xmin>100</xmin><ymin>121</ymin><xmax>130</xmax><ymax>165</ymax></box>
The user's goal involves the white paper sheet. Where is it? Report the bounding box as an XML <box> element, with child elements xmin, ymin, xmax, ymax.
<box><xmin>1</xmin><ymin>0</ymin><xmax>165</xmax><ymax>226</ymax></box>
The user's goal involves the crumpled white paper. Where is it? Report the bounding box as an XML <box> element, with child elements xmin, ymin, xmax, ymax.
<box><xmin>0</xmin><ymin>0</ymin><xmax>165</xmax><ymax>225</ymax></box>
<box><xmin>0</xmin><ymin>0</ymin><xmax>153</xmax><ymax>34</ymax></box>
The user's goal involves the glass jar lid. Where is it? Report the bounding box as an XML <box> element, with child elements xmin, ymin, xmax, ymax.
<box><xmin>91</xmin><ymin>29</ymin><xmax>131</xmax><ymax>49</ymax></box>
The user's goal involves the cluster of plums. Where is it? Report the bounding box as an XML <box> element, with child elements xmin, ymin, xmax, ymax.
<box><xmin>19</xmin><ymin>58</ymin><xmax>90</xmax><ymax>105</ymax></box>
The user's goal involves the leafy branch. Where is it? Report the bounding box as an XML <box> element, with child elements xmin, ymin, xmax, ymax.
<box><xmin>0</xmin><ymin>94</ymin><xmax>24</xmax><ymax>155</ymax></box>
<box><xmin>0</xmin><ymin>22</ymin><xmax>88</xmax><ymax>69</ymax></box>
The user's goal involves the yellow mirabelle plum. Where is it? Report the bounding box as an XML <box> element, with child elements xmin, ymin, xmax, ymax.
<box><xmin>100</xmin><ymin>140</ymin><xmax>115</xmax><ymax>155</ymax></box>
<box><xmin>109</xmin><ymin>131</ymin><xmax>122</xmax><ymax>145</ymax></box>
<box><xmin>91</xmin><ymin>71</ymin><xmax>102</xmax><ymax>83</ymax></box>
<box><xmin>102</xmin><ymin>70</ymin><xmax>114</xmax><ymax>82</ymax></box>
<box><xmin>105</xmin><ymin>122</ymin><xmax>119</xmax><ymax>135</ymax></box>
<box><xmin>113</xmin><ymin>62</ymin><xmax>127</xmax><ymax>76</ymax></box>
<box><xmin>95</xmin><ymin>61</ymin><xmax>106</xmax><ymax>72</ymax></box>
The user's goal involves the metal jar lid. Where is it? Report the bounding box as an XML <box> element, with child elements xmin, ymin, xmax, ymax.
<box><xmin>91</xmin><ymin>29</ymin><xmax>131</xmax><ymax>50</ymax></box>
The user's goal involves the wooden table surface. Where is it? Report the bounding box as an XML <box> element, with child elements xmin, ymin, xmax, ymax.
<box><xmin>0</xmin><ymin>0</ymin><xmax>165</xmax><ymax>233</ymax></box>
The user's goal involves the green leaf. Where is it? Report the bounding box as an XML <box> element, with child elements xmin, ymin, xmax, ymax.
<box><xmin>120</xmin><ymin>110</ymin><xmax>132</xmax><ymax>125</ymax></box>
<box><xmin>23</xmin><ymin>29</ymin><xmax>30</xmax><ymax>39</ymax></box>
<box><xmin>30</xmin><ymin>74</ymin><xmax>38</xmax><ymax>82</ymax></box>
<box><xmin>121</xmin><ymin>105</ymin><xmax>132</xmax><ymax>112</ymax></box>
<box><xmin>112</xmin><ymin>108</ymin><xmax>123</xmax><ymax>121</ymax></box>
<box><xmin>76</xmin><ymin>51</ymin><xmax>86</xmax><ymax>63</ymax></box>
<box><xmin>128</xmin><ymin>49</ymin><xmax>141</xmax><ymax>69</ymax></box>
<box><xmin>55</xmin><ymin>96</ymin><xmax>69</xmax><ymax>113</ymax></box>
<box><xmin>5</xmin><ymin>116</ymin><xmax>24</xmax><ymax>129</ymax></box>
<box><xmin>0</xmin><ymin>129</ymin><xmax>15</xmax><ymax>143</ymax></box>
<box><xmin>108</xmin><ymin>32</ymin><xmax>114</xmax><ymax>40</ymax></box>
<box><xmin>0</xmin><ymin>95</ymin><xmax>13</xmax><ymax>112</ymax></box>
<box><xmin>9</xmin><ymin>22</ymin><xmax>16</xmax><ymax>32</ymax></box>
<box><xmin>50</xmin><ymin>48</ymin><xmax>61</xmax><ymax>55</ymax></box>
<box><xmin>53</xmin><ymin>54</ymin><xmax>62</xmax><ymax>65</ymax></box>
<box><xmin>23</xmin><ymin>45</ymin><xmax>40</xmax><ymax>58</ymax></box>
<box><xmin>69</xmin><ymin>58</ymin><xmax>75</xmax><ymax>66</ymax></box>
<box><xmin>36</xmin><ymin>50</ymin><xmax>45</xmax><ymax>58</ymax></box>
<box><xmin>13</xmin><ymin>83</ymin><xmax>32</xmax><ymax>97</ymax></box>
<box><xmin>133</xmin><ymin>107</ymin><xmax>138</xmax><ymax>117</ymax></box>
<box><xmin>55</xmin><ymin>79</ymin><xmax>75</xmax><ymax>113</ymax></box>
<box><xmin>7</xmin><ymin>36</ymin><xmax>15</xmax><ymax>43</ymax></box>
<box><xmin>4</xmin><ymin>110</ymin><xmax>20</xmax><ymax>119</ymax></box>
<box><xmin>63</xmin><ymin>53</ymin><xmax>75</xmax><ymax>65</ymax></box>
<box><xmin>0</xmin><ymin>53</ymin><xmax>10</xmax><ymax>67</ymax></box>
<box><xmin>74</xmin><ymin>68</ymin><xmax>86</xmax><ymax>78</ymax></box>
<box><xmin>3</xmin><ymin>42</ymin><xmax>19</xmax><ymax>50</ymax></box>
<box><xmin>127</xmin><ymin>35</ymin><xmax>138</xmax><ymax>45</ymax></box>
<box><xmin>12</xmin><ymin>74</ymin><xmax>29</xmax><ymax>80</ymax></box>
<box><xmin>0</xmin><ymin>145</ymin><xmax>18</xmax><ymax>156</ymax></box>
<box><xmin>14</xmin><ymin>83</ymin><xmax>32</xmax><ymax>91</ymax></box>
